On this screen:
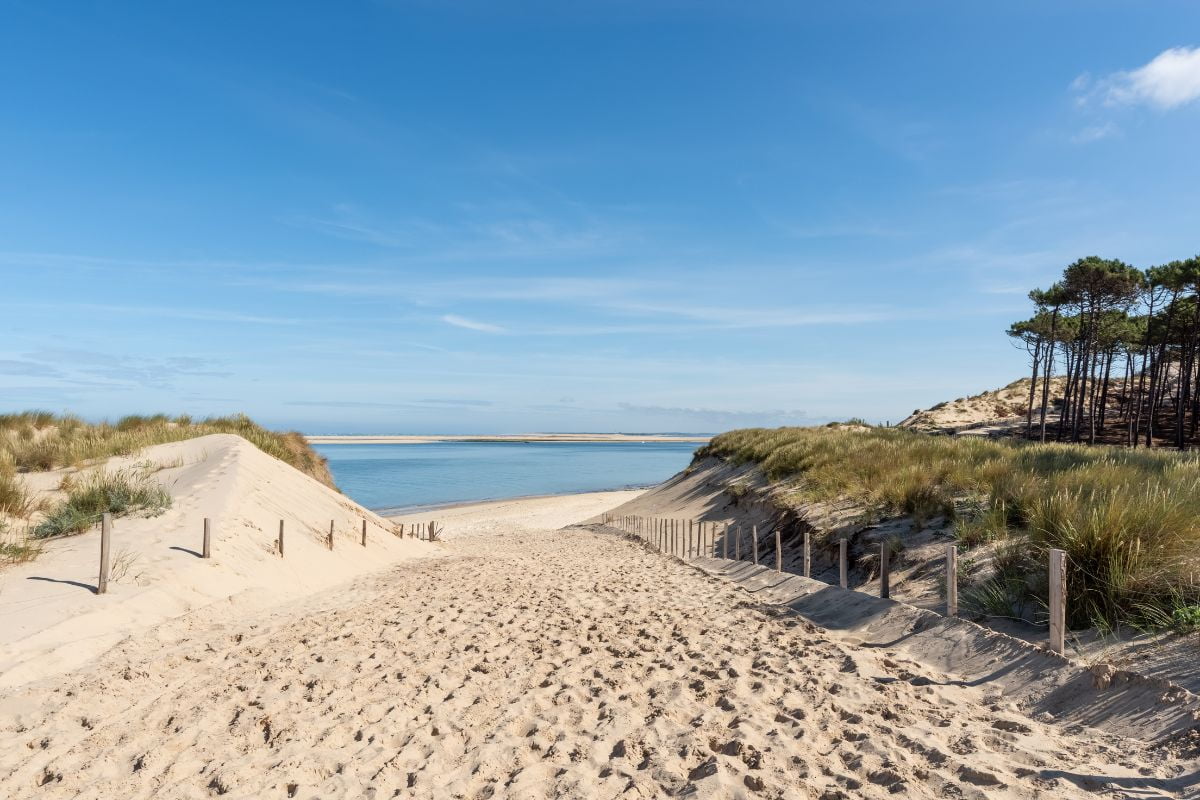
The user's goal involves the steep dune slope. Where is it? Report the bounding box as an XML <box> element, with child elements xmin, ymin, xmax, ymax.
<box><xmin>0</xmin><ymin>434</ymin><xmax>441</xmax><ymax>688</ymax></box>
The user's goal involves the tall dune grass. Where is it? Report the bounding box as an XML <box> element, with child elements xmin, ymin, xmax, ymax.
<box><xmin>31</xmin><ymin>468</ymin><xmax>172</xmax><ymax>539</ymax></box>
<box><xmin>700</xmin><ymin>426</ymin><xmax>1200</xmax><ymax>627</ymax></box>
<box><xmin>0</xmin><ymin>411</ymin><xmax>335</xmax><ymax>489</ymax></box>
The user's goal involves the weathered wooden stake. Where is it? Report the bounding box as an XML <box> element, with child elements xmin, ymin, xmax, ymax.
<box><xmin>775</xmin><ymin>528</ymin><xmax>782</xmax><ymax>572</ymax></box>
<box><xmin>202</xmin><ymin>517</ymin><xmax>212</xmax><ymax>559</ymax></box>
<box><xmin>722</xmin><ymin>524</ymin><xmax>729</xmax><ymax>559</ymax></box>
<box><xmin>803</xmin><ymin>530</ymin><xmax>811</xmax><ymax>578</ymax></box>
<box><xmin>945</xmin><ymin>543</ymin><xmax>957</xmax><ymax>617</ymax></box>
<box><xmin>752</xmin><ymin>525</ymin><xmax>759</xmax><ymax>565</ymax></box>
<box><xmin>361</xmin><ymin>519</ymin><xmax>367</xmax><ymax>547</ymax></box>
<box><xmin>278</xmin><ymin>520</ymin><xmax>285</xmax><ymax>557</ymax></box>
<box><xmin>1049</xmin><ymin>548</ymin><xmax>1066</xmax><ymax>654</ymax></box>
<box><xmin>328</xmin><ymin>520</ymin><xmax>335</xmax><ymax>550</ymax></box>
<box><xmin>98</xmin><ymin>512</ymin><xmax>111</xmax><ymax>595</ymax></box>
<box><xmin>735</xmin><ymin>526</ymin><xmax>741</xmax><ymax>560</ymax></box>
<box><xmin>880</xmin><ymin>541</ymin><xmax>891</xmax><ymax>599</ymax></box>
<box><xmin>839</xmin><ymin>539</ymin><xmax>848</xmax><ymax>588</ymax></box>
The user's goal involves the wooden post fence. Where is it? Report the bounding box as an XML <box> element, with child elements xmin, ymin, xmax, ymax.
<box><xmin>722</xmin><ymin>524</ymin><xmax>729</xmax><ymax>559</ymax></box>
<box><xmin>361</xmin><ymin>519</ymin><xmax>367</xmax><ymax>547</ymax></box>
<box><xmin>98</xmin><ymin>512</ymin><xmax>111</xmax><ymax>595</ymax></box>
<box><xmin>735</xmin><ymin>526</ymin><xmax>741</xmax><ymax>561</ymax></box>
<box><xmin>839</xmin><ymin>539</ymin><xmax>848</xmax><ymax>588</ymax></box>
<box><xmin>202</xmin><ymin>517</ymin><xmax>212</xmax><ymax>559</ymax></box>
<box><xmin>278</xmin><ymin>520</ymin><xmax>285</xmax><ymax>557</ymax></box>
<box><xmin>328</xmin><ymin>520</ymin><xmax>334</xmax><ymax>550</ymax></box>
<box><xmin>752</xmin><ymin>525</ymin><xmax>759</xmax><ymax>565</ymax></box>
<box><xmin>1049</xmin><ymin>548</ymin><xmax>1066</xmax><ymax>654</ymax></box>
<box><xmin>945</xmin><ymin>543</ymin><xmax>957</xmax><ymax>617</ymax></box>
<box><xmin>880</xmin><ymin>541</ymin><xmax>890</xmax><ymax>599</ymax></box>
<box><xmin>775</xmin><ymin>528</ymin><xmax>782</xmax><ymax>572</ymax></box>
<box><xmin>803</xmin><ymin>530</ymin><xmax>811</xmax><ymax>578</ymax></box>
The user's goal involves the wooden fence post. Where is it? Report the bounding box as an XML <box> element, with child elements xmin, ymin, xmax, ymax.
<box><xmin>839</xmin><ymin>539</ymin><xmax>848</xmax><ymax>588</ymax></box>
<box><xmin>803</xmin><ymin>530</ymin><xmax>811</xmax><ymax>578</ymax></box>
<box><xmin>328</xmin><ymin>520</ymin><xmax>334</xmax><ymax>550</ymax></box>
<box><xmin>775</xmin><ymin>528</ymin><xmax>782</xmax><ymax>572</ymax></box>
<box><xmin>722</xmin><ymin>524</ymin><xmax>729</xmax><ymax>559</ymax></box>
<box><xmin>278</xmin><ymin>520</ymin><xmax>285</xmax><ymax>557</ymax></box>
<box><xmin>946</xmin><ymin>543</ymin><xmax>957</xmax><ymax>617</ymax></box>
<box><xmin>752</xmin><ymin>525</ymin><xmax>759</xmax><ymax>565</ymax></box>
<box><xmin>880</xmin><ymin>541</ymin><xmax>890</xmax><ymax>599</ymax></box>
<box><xmin>202</xmin><ymin>517</ymin><xmax>212</xmax><ymax>559</ymax></box>
<box><xmin>735</xmin><ymin>526</ymin><xmax>741</xmax><ymax>561</ymax></box>
<box><xmin>1049</xmin><ymin>548</ymin><xmax>1066</xmax><ymax>654</ymax></box>
<box><xmin>98</xmin><ymin>512</ymin><xmax>111</xmax><ymax>595</ymax></box>
<box><xmin>361</xmin><ymin>519</ymin><xmax>367</xmax><ymax>547</ymax></box>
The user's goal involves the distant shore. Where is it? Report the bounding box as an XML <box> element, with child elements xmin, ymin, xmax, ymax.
<box><xmin>375</xmin><ymin>485</ymin><xmax>658</xmax><ymax>517</ymax></box>
<box><xmin>306</xmin><ymin>433</ymin><xmax>712</xmax><ymax>445</ymax></box>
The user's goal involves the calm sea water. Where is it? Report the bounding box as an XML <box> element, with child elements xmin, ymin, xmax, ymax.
<box><xmin>313</xmin><ymin>441</ymin><xmax>701</xmax><ymax>512</ymax></box>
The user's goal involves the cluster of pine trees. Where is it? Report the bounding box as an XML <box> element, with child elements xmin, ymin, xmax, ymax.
<box><xmin>1010</xmin><ymin>254</ymin><xmax>1200</xmax><ymax>448</ymax></box>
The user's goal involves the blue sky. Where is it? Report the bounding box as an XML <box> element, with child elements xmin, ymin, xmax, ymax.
<box><xmin>2</xmin><ymin>2</ymin><xmax>1198</xmax><ymax>433</ymax></box>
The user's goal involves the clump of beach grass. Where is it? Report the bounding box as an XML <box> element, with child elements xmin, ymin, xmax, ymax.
<box><xmin>31</xmin><ymin>468</ymin><xmax>172</xmax><ymax>540</ymax></box>
<box><xmin>699</xmin><ymin>426</ymin><xmax>1200</xmax><ymax>629</ymax></box>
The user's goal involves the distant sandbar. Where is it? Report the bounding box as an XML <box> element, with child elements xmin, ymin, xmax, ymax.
<box><xmin>306</xmin><ymin>433</ymin><xmax>711</xmax><ymax>445</ymax></box>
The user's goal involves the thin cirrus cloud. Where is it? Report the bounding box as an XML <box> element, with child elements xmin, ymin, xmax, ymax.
<box><xmin>1075</xmin><ymin>45</ymin><xmax>1200</xmax><ymax>110</ymax></box>
<box><xmin>441</xmin><ymin>314</ymin><xmax>506</xmax><ymax>334</ymax></box>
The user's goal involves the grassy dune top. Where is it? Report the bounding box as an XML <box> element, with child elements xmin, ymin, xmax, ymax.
<box><xmin>1</xmin><ymin>413</ymin><xmax>336</xmax><ymax>562</ymax></box>
<box><xmin>0</xmin><ymin>411</ymin><xmax>334</xmax><ymax>487</ymax></box>
<box><xmin>700</xmin><ymin>426</ymin><xmax>1200</xmax><ymax>629</ymax></box>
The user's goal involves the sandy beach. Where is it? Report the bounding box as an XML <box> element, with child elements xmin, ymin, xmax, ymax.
<box><xmin>1</xmin><ymin>485</ymin><xmax>1187</xmax><ymax>799</ymax></box>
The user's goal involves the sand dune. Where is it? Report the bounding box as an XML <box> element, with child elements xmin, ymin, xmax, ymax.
<box><xmin>1</xmin><ymin>499</ymin><xmax>1193</xmax><ymax>798</ymax></box>
<box><xmin>0</xmin><ymin>434</ymin><xmax>439</xmax><ymax>689</ymax></box>
<box><xmin>1</xmin><ymin>455</ymin><xmax>1195</xmax><ymax>799</ymax></box>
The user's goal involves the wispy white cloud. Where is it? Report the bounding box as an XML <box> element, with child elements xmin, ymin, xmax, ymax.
<box><xmin>1076</xmin><ymin>46</ymin><xmax>1200</xmax><ymax>110</ymax></box>
<box><xmin>1071</xmin><ymin>121</ymin><xmax>1119</xmax><ymax>144</ymax></box>
<box><xmin>616</xmin><ymin>402</ymin><xmax>823</xmax><ymax>427</ymax></box>
<box><xmin>441</xmin><ymin>314</ymin><xmax>506</xmax><ymax>333</ymax></box>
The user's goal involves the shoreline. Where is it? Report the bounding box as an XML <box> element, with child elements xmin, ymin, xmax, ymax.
<box><xmin>375</xmin><ymin>484</ymin><xmax>658</xmax><ymax>517</ymax></box>
<box><xmin>306</xmin><ymin>433</ymin><xmax>711</xmax><ymax>445</ymax></box>
<box><xmin>380</xmin><ymin>487</ymin><xmax>645</xmax><ymax>535</ymax></box>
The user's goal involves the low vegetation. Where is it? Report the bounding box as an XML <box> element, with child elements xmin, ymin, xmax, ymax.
<box><xmin>0</xmin><ymin>412</ymin><xmax>335</xmax><ymax>569</ymax></box>
<box><xmin>0</xmin><ymin>411</ymin><xmax>335</xmax><ymax>488</ymax></box>
<box><xmin>31</xmin><ymin>468</ymin><xmax>172</xmax><ymax>539</ymax></box>
<box><xmin>699</xmin><ymin>425</ymin><xmax>1200</xmax><ymax>629</ymax></box>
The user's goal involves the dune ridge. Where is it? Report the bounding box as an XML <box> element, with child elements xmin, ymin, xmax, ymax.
<box><xmin>0</xmin><ymin>433</ymin><xmax>440</xmax><ymax>689</ymax></box>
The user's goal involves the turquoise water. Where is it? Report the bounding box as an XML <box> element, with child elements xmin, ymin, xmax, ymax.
<box><xmin>313</xmin><ymin>441</ymin><xmax>700</xmax><ymax>513</ymax></box>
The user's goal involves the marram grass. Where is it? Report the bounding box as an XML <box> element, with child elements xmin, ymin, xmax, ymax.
<box><xmin>700</xmin><ymin>426</ymin><xmax>1200</xmax><ymax>628</ymax></box>
<box><xmin>0</xmin><ymin>412</ymin><xmax>335</xmax><ymax>489</ymax></box>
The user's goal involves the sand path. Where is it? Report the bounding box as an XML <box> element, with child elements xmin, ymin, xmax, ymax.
<box><xmin>0</xmin><ymin>524</ymin><xmax>1184</xmax><ymax>799</ymax></box>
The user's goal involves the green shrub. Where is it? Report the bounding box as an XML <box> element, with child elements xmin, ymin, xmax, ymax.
<box><xmin>1171</xmin><ymin>605</ymin><xmax>1200</xmax><ymax>632</ymax></box>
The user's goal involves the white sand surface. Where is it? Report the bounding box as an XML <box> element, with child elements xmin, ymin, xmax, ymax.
<box><xmin>0</xmin><ymin>434</ymin><xmax>439</xmax><ymax>689</ymax></box>
<box><xmin>0</xmin><ymin>487</ymin><xmax>1191</xmax><ymax>798</ymax></box>
<box><xmin>385</xmin><ymin>489</ymin><xmax>645</xmax><ymax>539</ymax></box>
